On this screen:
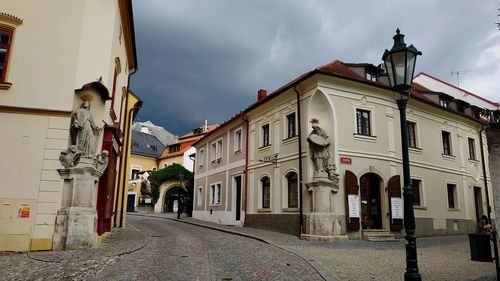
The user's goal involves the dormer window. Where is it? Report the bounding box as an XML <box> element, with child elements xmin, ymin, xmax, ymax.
<box><xmin>169</xmin><ymin>144</ymin><xmax>180</xmax><ymax>153</ymax></box>
<box><xmin>439</xmin><ymin>97</ymin><xmax>450</xmax><ymax>108</ymax></box>
<box><xmin>365</xmin><ymin>72</ymin><xmax>377</xmax><ymax>82</ymax></box>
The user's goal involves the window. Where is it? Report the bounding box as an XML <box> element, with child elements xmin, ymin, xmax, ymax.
<box><xmin>169</xmin><ymin>144</ymin><xmax>180</xmax><ymax>153</ymax></box>
<box><xmin>365</xmin><ymin>72</ymin><xmax>376</xmax><ymax>82</ymax></box>
<box><xmin>439</xmin><ymin>97</ymin><xmax>450</xmax><ymax>108</ymax></box>
<box><xmin>234</xmin><ymin>128</ymin><xmax>242</xmax><ymax>152</ymax></box>
<box><xmin>412</xmin><ymin>179</ymin><xmax>421</xmax><ymax>206</ymax></box>
<box><xmin>356</xmin><ymin>109</ymin><xmax>371</xmax><ymax>136</ymax></box>
<box><xmin>442</xmin><ymin>131</ymin><xmax>452</xmax><ymax>155</ymax></box>
<box><xmin>197</xmin><ymin>187</ymin><xmax>203</xmax><ymax>206</ymax></box>
<box><xmin>447</xmin><ymin>184</ymin><xmax>457</xmax><ymax>209</ymax></box>
<box><xmin>198</xmin><ymin>148</ymin><xmax>204</xmax><ymax>166</ymax></box>
<box><xmin>0</xmin><ymin>27</ymin><xmax>13</xmax><ymax>83</ymax></box>
<box><xmin>261</xmin><ymin>176</ymin><xmax>271</xmax><ymax>208</ymax></box>
<box><xmin>468</xmin><ymin>138</ymin><xmax>476</xmax><ymax>160</ymax></box>
<box><xmin>210</xmin><ymin>183</ymin><xmax>221</xmax><ymax>205</ymax></box>
<box><xmin>407</xmin><ymin>122</ymin><xmax>417</xmax><ymax>148</ymax></box>
<box><xmin>286</xmin><ymin>172</ymin><xmax>298</xmax><ymax>208</ymax></box>
<box><xmin>286</xmin><ymin>113</ymin><xmax>296</xmax><ymax>138</ymax></box>
<box><xmin>262</xmin><ymin>124</ymin><xmax>270</xmax><ymax>147</ymax></box>
<box><xmin>131</xmin><ymin>168</ymin><xmax>141</xmax><ymax>180</ymax></box>
<box><xmin>211</xmin><ymin>139</ymin><xmax>222</xmax><ymax>162</ymax></box>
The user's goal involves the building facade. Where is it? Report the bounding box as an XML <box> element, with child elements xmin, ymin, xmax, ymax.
<box><xmin>243</xmin><ymin>60</ymin><xmax>493</xmax><ymax>238</ymax></box>
<box><xmin>0</xmin><ymin>0</ymin><xmax>137</xmax><ymax>251</ymax></box>
<box><xmin>192</xmin><ymin>113</ymin><xmax>247</xmax><ymax>225</ymax></box>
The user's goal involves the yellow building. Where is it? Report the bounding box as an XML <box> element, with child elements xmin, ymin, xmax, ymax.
<box><xmin>0</xmin><ymin>0</ymin><xmax>137</xmax><ymax>251</ymax></box>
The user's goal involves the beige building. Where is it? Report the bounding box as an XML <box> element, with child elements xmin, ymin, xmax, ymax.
<box><xmin>0</xmin><ymin>0</ymin><xmax>137</xmax><ymax>251</ymax></box>
<box><xmin>193</xmin><ymin>113</ymin><xmax>247</xmax><ymax>225</ymax></box>
<box><xmin>211</xmin><ymin>60</ymin><xmax>492</xmax><ymax>239</ymax></box>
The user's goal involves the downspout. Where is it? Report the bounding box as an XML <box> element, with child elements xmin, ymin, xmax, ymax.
<box><xmin>479</xmin><ymin>124</ymin><xmax>500</xmax><ymax>277</ymax></box>
<box><xmin>294</xmin><ymin>83</ymin><xmax>304</xmax><ymax>236</ymax></box>
<box><xmin>242</xmin><ymin>113</ymin><xmax>249</xmax><ymax>219</ymax></box>
<box><xmin>113</xmin><ymin>86</ymin><xmax>129</xmax><ymax>227</ymax></box>
<box><xmin>118</xmin><ymin>68</ymin><xmax>138</xmax><ymax>228</ymax></box>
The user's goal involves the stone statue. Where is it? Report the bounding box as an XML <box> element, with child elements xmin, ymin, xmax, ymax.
<box><xmin>307</xmin><ymin>118</ymin><xmax>331</xmax><ymax>175</ymax></box>
<box><xmin>59</xmin><ymin>145</ymin><xmax>81</xmax><ymax>168</ymax></box>
<box><xmin>71</xmin><ymin>101</ymin><xmax>101</xmax><ymax>158</ymax></box>
<box><xmin>96</xmin><ymin>150</ymin><xmax>109</xmax><ymax>173</ymax></box>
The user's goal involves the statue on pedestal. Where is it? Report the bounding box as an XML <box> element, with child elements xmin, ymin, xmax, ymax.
<box><xmin>71</xmin><ymin>100</ymin><xmax>102</xmax><ymax>158</ymax></box>
<box><xmin>307</xmin><ymin>118</ymin><xmax>339</xmax><ymax>183</ymax></box>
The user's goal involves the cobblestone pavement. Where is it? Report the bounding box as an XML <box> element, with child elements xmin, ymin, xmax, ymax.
<box><xmin>0</xmin><ymin>223</ymin><xmax>147</xmax><ymax>281</ymax></box>
<box><xmin>134</xmin><ymin>212</ymin><xmax>498</xmax><ymax>281</ymax></box>
<box><xmin>96</xmin><ymin>215</ymin><xmax>324</xmax><ymax>281</ymax></box>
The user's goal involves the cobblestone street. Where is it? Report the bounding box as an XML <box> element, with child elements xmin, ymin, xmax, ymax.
<box><xmin>1</xmin><ymin>213</ymin><xmax>498</xmax><ymax>280</ymax></box>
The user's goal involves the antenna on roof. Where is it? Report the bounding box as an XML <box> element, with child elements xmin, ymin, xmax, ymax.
<box><xmin>450</xmin><ymin>70</ymin><xmax>469</xmax><ymax>88</ymax></box>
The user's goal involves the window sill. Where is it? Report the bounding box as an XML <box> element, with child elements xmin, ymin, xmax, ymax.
<box><xmin>258</xmin><ymin>145</ymin><xmax>271</xmax><ymax>151</ymax></box>
<box><xmin>353</xmin><ymin>133</ymin><xmax>377</xmax><ymax>142</ymax></box>
<box><xmin>257</xmin><ymin>208</ymin><xmax>271</xmax><ymax>213</ymax></box>
<box><xmin>282</xmin><ymin>207</ymin><xmax>299</xmax><ymax>212</ymax></box>
<box><xmin>413</xmin><ymin>205</ymin><xmax>427</xmax><ymax>210</ymax></box>
<box><xmin>209</xmin><ymin>203</ymin><xmax>222</xmax><ymax>207</ymax></box>
<box><xmin>447</xmin><ymin>208</ymin><xmax>460</xmax><ymax>212</ymax></box>
<box><xmin>282</xmin><ymin>136</ymin><xmax>298</xmax><ymax>145</ymax></box>
<box><xmin>0</xmin><ymin>82</ymin><xmax>12</xmax><ymax>90</ymax></box>
<box><xmin>234</xmin><ymin>149</ymin><xmax>242</xmax><ymax>154</ymax></box>
<box><xmin>468</xmin><ymin>159</ymin><xmax>479</xmax><ymax>164</ymax></box>
<box><xmin>442</xmin><ymin>154</ymin><xmax>456</xmax><ymax>161</ymax></box>
<box><xmin>409</xmin><ymin>147</ymin><xmax>423</xmax><ymax>154</ymax></box>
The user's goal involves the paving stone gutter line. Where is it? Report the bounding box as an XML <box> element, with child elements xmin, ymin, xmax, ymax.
<box><xmin>129</xmin><ymin>213</ymin><xmax>337</xmax><ymax>281</ymax></box>
<box><xmin>26</xmin><ymin>223</ymin><xmax>149</xmax><ymax>263</ymax></box>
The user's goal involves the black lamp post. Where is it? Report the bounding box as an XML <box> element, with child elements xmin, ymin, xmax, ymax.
<box><xmin>177</xmin><ymin>173</ymin><xmax>184</xmax><ymax>219</ymax></box>
<box><xmin>382</xmin><ymin>28</ymin><xmax>422</xmax><ymax>281</ymax></box>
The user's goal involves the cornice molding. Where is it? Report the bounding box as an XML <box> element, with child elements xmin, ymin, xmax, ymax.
<box><xmin>0</xmin><ymin>12</ymin><xmax>23</xmax><ymax>26</ymax></box>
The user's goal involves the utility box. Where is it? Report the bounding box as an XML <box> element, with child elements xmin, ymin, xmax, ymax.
<box><xmin>468</xmin><ymin>233</ymin><xmax>492</xmax><ymax>262</ymax></box>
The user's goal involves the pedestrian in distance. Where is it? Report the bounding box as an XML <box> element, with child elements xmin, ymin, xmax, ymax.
<box><xmin>177</xmin><ymin>198</ymin><xmax>183</xmax><ymax>219</ymax></box>
<box><xmin>478</xmin><ymin>215</ymin><xmax>492</xmax><ymax>234</ymax></box>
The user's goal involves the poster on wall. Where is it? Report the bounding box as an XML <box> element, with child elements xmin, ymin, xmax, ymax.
<box><xmin>348</xmin><ymin>194</ymin><xmax>360</xmax><ymax>218</ymax></box>
<box><xmin>391</xmin><ymin>197</ymin><xmax>403</xmax><ymax>219</ymax></box>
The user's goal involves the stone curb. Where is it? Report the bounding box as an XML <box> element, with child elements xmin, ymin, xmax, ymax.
<box><xmin>129</xmin><ymin>213</ymin><xmax>337</xmax><ymax>281</ymax></box>
<box><xmin>26</xmin><ymin>224</ymin><xmax>149</xmax><ymax>263</ymax></box>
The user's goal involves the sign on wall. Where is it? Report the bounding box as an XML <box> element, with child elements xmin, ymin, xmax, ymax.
<box><xmin>348</xmin><ymin>194</ymin><xmax>360</xmax><ymax>218</ymax></box>
<box><xmin>340</xmin><ymin>157</ymin><xmax>352</xmax><ymax>165</ymax></box>
<box><xmin>18</xmin><ymin>207</ymin><xmax>30</xmax><ymax>218</ymax></box>
<box><xmin>390</xmin><ymin>197</ymin><xmax>403</xmax><ymax>219</ymax></box>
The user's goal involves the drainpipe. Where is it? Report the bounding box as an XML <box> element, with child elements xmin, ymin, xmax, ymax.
<box><xmin>479</xmin><ymin>124</ymin><xmax>500</xmax><ymax>277</ymax></box>
<box><xmin>113</xmin><ymin>88</ymin><xmax>129</xmax><ymax>227</ymax></box>
<box><xmin>294</xmin><ymin>83</ymin><xmax>304</xmax><ymax>236</ymax></box>
<box><xmin>118</xmin><ymin>68</ymin><xmax>138</xmax><ymax>228</ymax></box>
<box><xmin>242</xmin><ymin>113</ymin><xmax>249</xmax><ymax>219</ymax></box>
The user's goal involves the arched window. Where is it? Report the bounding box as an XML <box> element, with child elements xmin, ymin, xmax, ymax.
<box><xmin>286</xmin><ymin>172</ymin><xmax>298</xmax><ymax>208</ymax></box>
<box><xmin>261</xmin><ymin>176</ymin><xmax>270</xmax><ymax>208</ymax></box>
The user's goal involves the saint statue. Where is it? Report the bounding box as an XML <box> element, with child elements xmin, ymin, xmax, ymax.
<box><xmin>307</xmin><ymin>118</ymin><xmax>331</xmax><ymax>175</ymax></box>
<box><xmin>71</xmin><ymin>100</ymin><xmax>101</xmax><ymax>158</ymax></box>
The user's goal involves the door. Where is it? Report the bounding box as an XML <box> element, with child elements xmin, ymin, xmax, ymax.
<box><xmin>97</xmin><ymin>127</ymin><xmax>118</xmax><ymax>235</ymax></box>
<box><xmin>127</xmin><ymin>194</ymin><xmax>135</xmax><ymax>212</ymax></box>
<box><xmin>474</xmin><ymin>186</ymin><xmax>484</xmax><ymax>222</ymax></box>
<box><xmin>360</xmin><ymin>173</ymin><xmax>382</xmax><ymax>229</ymax></box>
<box><xmin>235</xmin><ymin>176</ymin><xmax>242</xmax><ymax>221</ymax></box>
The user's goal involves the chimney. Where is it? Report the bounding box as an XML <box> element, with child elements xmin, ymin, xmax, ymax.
<box><xmin>203</xmin><ymin>120</ymin><xmax>208</xmax><ymax>132</ymax></box>
<box><xmin>257</xmin><ymin>89</ymin><xmax>267</xmax><ymax>101</ymax></box>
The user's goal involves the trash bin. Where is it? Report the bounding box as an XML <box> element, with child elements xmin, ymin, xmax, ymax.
<box><xmin>468</xmin><ymin>233</ymin><xmax>492</xmax><ymax>262</ymax></box>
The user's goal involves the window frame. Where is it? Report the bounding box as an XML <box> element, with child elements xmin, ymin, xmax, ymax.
<box><xmin>209</xmin><ymin>182</ymin><xmax>222</xmax><ymax>205</ymax></box>
<box><xmin>411</xmin><ymin>178</ymin><xmax>422</xmax><ymax>206</ymax></box>
<box><xmin>447</xmin><ymin>183</ymin><xmax>457</xmax><ymax>209</ymax></box>
<box><xmin>286</xmin><ymin>172</ymin><xmax>299</xmax><ymax>208</ymax></box>
<box><xmin>234</xmin><ymin>127</ymin><xmax>242</xmax><ymax>153</ymax></box>
<box><xmin>286</xmin><ymin>112</ymin><xmax>297</xmax><ymax>139</ymax></box>
<box><xmin>468</xmin><ymin>137</ymin><xmax>476</xmax><ymax>160</ymax></box>
<box><xmin>0</xmin><ymin>26</ymin><xmax>14</xmax><ymax>83</ymax></box>
<box><xmin>197</xmin><ymin>186</ymin><xmax>203</xmax><ymax>206</ymax></box>
<box><xmin>198</xmin><ymin>148</ymin><xmax>205</xmax><ymax>166</ymax></box>
<box><xmin>261</xmin><ymin>176</ymin><xmax>271</xmax><ymax>209</ymax></box>
<box><xmin>261</xmin><ymin>124</ymin><xmax>270</xmax><ymax>147</ymax></box>
<box><xmin>407</xmin><ymin>121</ymin><xmax>417</xmax><ymax>148</ymax></box>
<box><xmin>441</xmin><ymin>131</ymin><xmax>452</xmax><ymax>156</ymax></box>
<box><xmin>356</xmin><ymin>109</ymin><xmax>371</xmax><ymax>136</ymax></box>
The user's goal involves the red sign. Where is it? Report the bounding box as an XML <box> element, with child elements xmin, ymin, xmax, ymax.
<box><xmin>340</xmin><ymin>157</ymin><xmax>352</xmax><ymax>165</ymax></box>
<box><xmin>18</xmin><ymin>207</ymin><xmax>30</xmax><ymax>218</ymax></box>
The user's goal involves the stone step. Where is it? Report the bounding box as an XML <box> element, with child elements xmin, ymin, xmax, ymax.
<box><xmin>362</xmin><ymin>230</ymin><xmax>397</xmax><ymax>242</ymax></box>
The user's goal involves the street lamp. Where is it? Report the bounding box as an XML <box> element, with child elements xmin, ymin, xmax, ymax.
<box><xmin>382</xmin><ymin>28</ymin><xmax>422</xmax><ymax>281</ymax></box>
<box><xmin>177</xmin><ymin>173</ymin><xmax>184</xmax><ymax>219</ymax></box>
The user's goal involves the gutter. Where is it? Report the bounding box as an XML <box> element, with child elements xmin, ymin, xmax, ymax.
<box><xmin>242</xmin><ymin>114</ymin><xmax>250</xmax><ymax>218</ymax></box>
<box><xmin>118</xmin><ymin>68</ymin><xmax>139</xmax><ymax>228</ymax></box>
<box><xmin>294</xmin><ymin>83</ymin><xmax>304</xmax><ymax>236</ymax></box>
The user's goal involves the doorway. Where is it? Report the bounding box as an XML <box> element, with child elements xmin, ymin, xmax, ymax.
<box><xmin>127</xmin><ymin>194</ymin><xmax>135</xmax><ymax>212</ymax></box>
<box><xmin>474</xmin><ymin>186</ymin><xmax>484</xmax><ymax>222</ymax></box>
<box><xmin>234</xmin><ymin>175</ymin><xmax>242</xmax><ymax>221</ymax></box>
<box><xmin>360</xmin><ymin>173</ymin><xmax>382</xmax><ymax>229</ymax></box>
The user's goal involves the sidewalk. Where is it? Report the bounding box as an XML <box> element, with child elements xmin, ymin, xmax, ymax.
<box><xmin>0</xmin><ymin>223</ymin><xmax>147</xmax><ymax>281</ymax></box>
<box><xmin>130</xmin><ymin>212</ymin><xmax>497</xmax><ymax>281</ymax></box>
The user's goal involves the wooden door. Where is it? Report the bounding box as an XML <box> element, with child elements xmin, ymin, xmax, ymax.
<box><xmin>345</xmin><ymin>170</ymin><xmax>360</xmax><ymax>231</ymax></box>
<box><xmin>388</xmin><ymin>175</ymin><xmax>403</xmax><ymax>231</ymax></box>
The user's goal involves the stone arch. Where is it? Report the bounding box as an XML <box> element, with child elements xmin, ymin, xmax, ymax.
<box><xmin>359</xmin><ymin>172</ymin><xmax>386</xmax><ymax>229</ymax></box>
<box><xmin>154</xmin><ymin>181</ymin><xmax>186</xmax><ymax>213</ymax></box>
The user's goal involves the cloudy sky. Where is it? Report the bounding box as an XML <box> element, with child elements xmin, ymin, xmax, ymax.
<box><xmin>131</xmin><ymin>0</ymin><xmax>500</xmax><ymax>135</ymax></box>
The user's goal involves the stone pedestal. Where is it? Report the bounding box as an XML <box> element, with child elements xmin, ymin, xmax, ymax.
<box><xmin>53</xmin><ymin>161</ymin><xmax>103</xmax><ymax>250</ymax></box>
<box><xmin>301</xmin><ymin>174</ymin><xmax>347</xmax><ymax>242</ymax></box>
